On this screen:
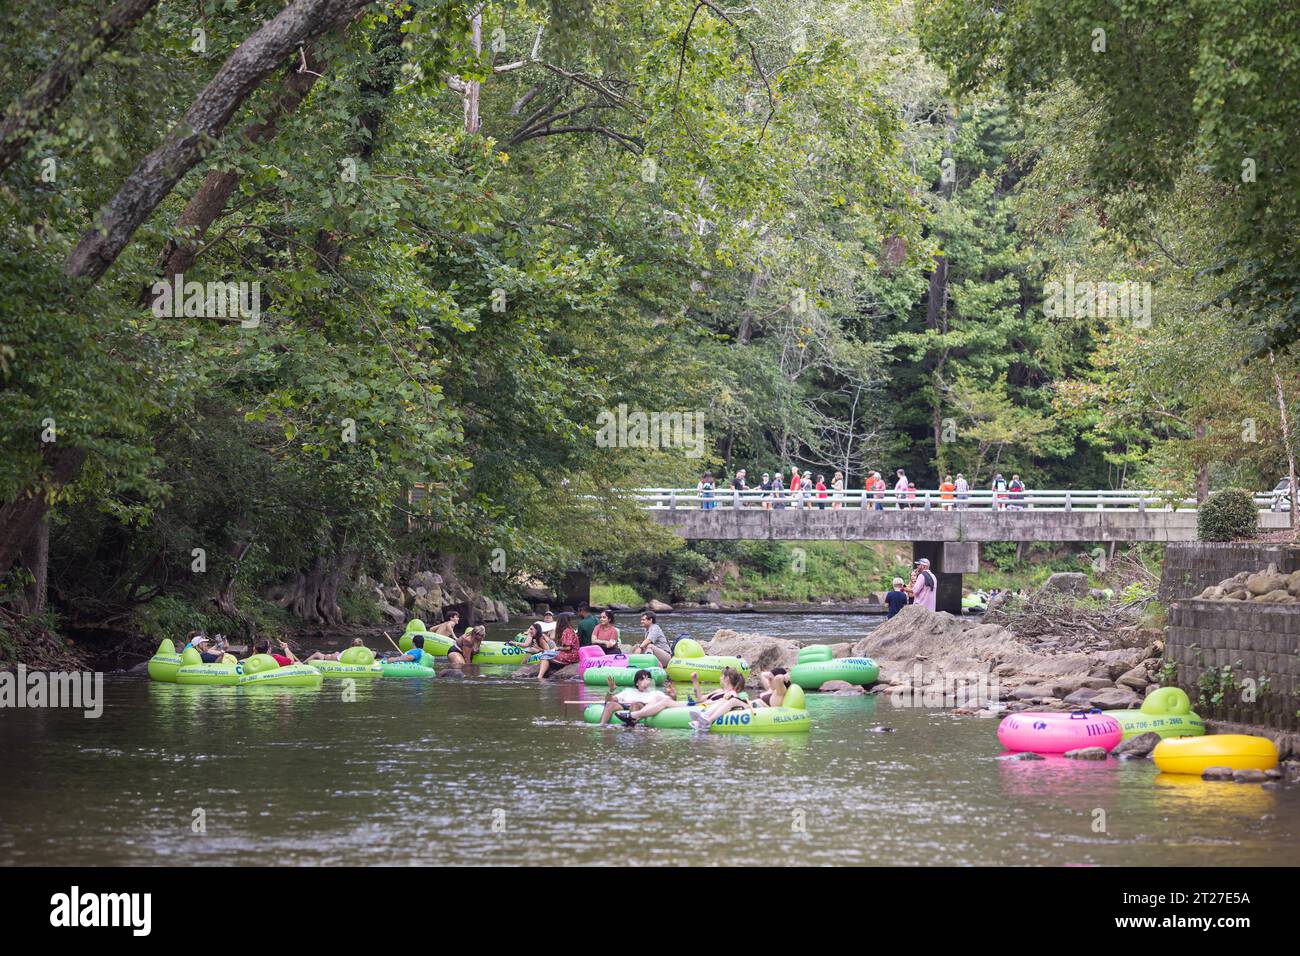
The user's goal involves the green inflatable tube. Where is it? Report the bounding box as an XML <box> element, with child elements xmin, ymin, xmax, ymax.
<box><xmin>380</xmin><ymin>658</ymin><xmax>436</xmax><ymax>678</ymax></box>
<box><xmin>788</xmin><ymin>645</ymin><xmax>879</xmax><ymax>689</ymax></box>
<box><xmin>174</xmin><ymin>646</ymin><xmax>241</xmax><ymax>686</ymax></box>
<box><xmin>664</xmin><ymin>638</ymin><xmax>748</xmax><ymax>683</ymax></box>
<box><xmin>1108</xmin><ymin>686</ymin><xmax>1205</xmax><ymax>740</ymax></box>
<box><xmin>399</xmin><ymin>620</ymin><xmax>456</xmax><ymax>656</ymax></box>
<box><xmin>238</xmin><ymin>654</ymin><xmax>324</xmax><ymax>688</ymax></box>
<box><xmin>147</xmin><ymin>639</ymin><xmax>184</xmax><ymax>683</ymax></box>
<box><xmin>309</xmin><ymin>646</ymin><xmax>383</xmax><ymax>677</ymax></box>
<box><xmin>582</xmin><ymin>667</ymin><xmax>667</xmax><ymax>687</ymax></box>
<box><xmin>470</xmin><ymin>641</ymin><xmax>533</xmax><ymax>666</ymax></box>
<box><xmin>582</xmin><ymin>684</ymin><xmax>809</xmax><ymax>733</ymax></box>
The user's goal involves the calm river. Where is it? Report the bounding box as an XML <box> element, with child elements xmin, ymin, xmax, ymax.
<box><xmin>1</xmin><ymin>613</ymin><xmax>1297</xmax><ymax>866</ymax></box>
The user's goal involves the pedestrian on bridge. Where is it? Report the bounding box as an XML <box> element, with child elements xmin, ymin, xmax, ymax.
<box><xmin>955</xmin><ymin>473</ymin><xmax>969</xmax><ymax>508</ymax></box>
<box><xmin>1008</xmin><ymin>474</ymin><xmax>1026</xmax><ymax>509</ymax></box>
<box><xmin>895</xmin><ymin>469</ymin><xmax>910</xmax><ymax>510</ymax></box>
<box><xmin>698</xmin><ymin>473</ymin><xmax>716</xmax><ymax>510</ymax></box>
<box><xmin>939</xmin><ymin>474</ymin><xmax>956</xmax><ymax>510</ymax></box>
<box><xmin>992</xmin><ymin>472</ymin><xmax>1008</xmax><ymax>510</ymax></box>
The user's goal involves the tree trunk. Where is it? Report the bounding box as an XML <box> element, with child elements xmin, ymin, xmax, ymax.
<box><xmin>0</xmin><ymin>444</ymin><xmax>86</xmax><ymax>582</ymax></box>
<box><xmin>63</xmin><ymin>0</ymin><xmax>371</xmax><ymax>283</ymax></box>
<box><xmin>1194</xmin><ymin>420</ymin><xmax>1210</xmax><ymax>503</ymax></box>
<box><xmin>1269</xmin><ymin>350</ymin><xmax>1298</xmax><ymax>530</ymax></box>
<box><xmin>147</xmin><ymin>45</ymin><xmax>326</xmax><ymax>288</ymax></box>
<box><xmin>0</xmin><ymin>0</ymin><xmax>160</xmax><ymax>173</ymax></box>
<box><xmin>14</xmin><ymin>519</ymin><xmax>50</xmax><ymax>615</ymax></box>
<box><xmin>463</xmin><ymin>13</ymin><xmax>482</xmax><ymax>133</ymax></box>
<box><xmin>926</xmin><ymin>107</ymin><xmax>957</xmax><ymax>470</ymax></box>
<box><xmin>275</xmin><ymin>551</ymin><xmax>356</xmax><ymax>626</ymax></box>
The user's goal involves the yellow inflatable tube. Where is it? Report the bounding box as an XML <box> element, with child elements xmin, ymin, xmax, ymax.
<box><xmin>1152</xmin><ymin>734</ymin><xmax>1278</xmax><ymax>775</ymax></box>
<box><xmin>664</xmin><ymin>638</ymin><xmax>749</xmax><ymax>683</ymax></box>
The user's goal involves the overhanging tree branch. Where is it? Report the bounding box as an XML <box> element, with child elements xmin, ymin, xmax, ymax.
<box><xmin>64</xmin><ymin>0</ymin><xmax>373</xmax><ymax>283</ymax></box>
<box><xmin>0</xmin><ymin>0</ymin><xmax>160</xmax><ymax>174</ymax></box>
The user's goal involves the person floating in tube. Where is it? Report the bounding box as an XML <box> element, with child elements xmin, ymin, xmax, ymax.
<box><xmin>380</xmin><ymin>633</ymin><xmax>426</xmax><ymax>664</ymax></box>
<box><xmin>595</xmin><ymin>670</ymin><xmax>680</xmax><ymax>726</ymax></box>
<box><xmin>688</xmin><ymin>666</ymin><xmax>753</xmax><ymax>730</ymax></box>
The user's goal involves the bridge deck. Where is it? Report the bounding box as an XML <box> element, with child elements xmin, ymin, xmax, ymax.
<box><xmin>641</xmin><ymin>490</ymin><xmax>1288</xmax><ymax>543</ymax></box>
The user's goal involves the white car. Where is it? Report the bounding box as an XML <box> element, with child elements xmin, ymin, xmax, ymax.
<box><xmin>1271</xmin><ymin>477</ymin><xmax>1293</xmax><ymax>512</ymax></box>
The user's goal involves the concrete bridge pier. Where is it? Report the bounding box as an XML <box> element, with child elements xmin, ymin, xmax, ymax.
<box><xmin>559</xmin><ymin>570</ymin><xmax>590</xmax><ymax>610</ymax></box>
<box><xmin>912</xmin><ymin>541</ymin><xmax>979</xmax><ymax>615</ymax></box>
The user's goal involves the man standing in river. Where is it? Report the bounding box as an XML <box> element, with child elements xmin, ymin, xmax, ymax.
<box><xmin>911</xmin><ymin>558</ymin><xmax>937</xmax><ymax>612</ymax></box>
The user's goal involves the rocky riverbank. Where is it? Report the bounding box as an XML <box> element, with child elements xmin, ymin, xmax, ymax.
<box><xmin>359</xmin><ymin>570</ymin><xmax>517</xmax><ymax>626</ymax></box>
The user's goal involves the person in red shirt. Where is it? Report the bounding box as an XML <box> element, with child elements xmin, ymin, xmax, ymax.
<box><xmin>252</xmin><ymin>638</ymin><xmax>295</xmax><ymax>667</ymax></box>
<box><xmin>815</xmin><ymin>475</ymin><xmax>828</xmax><ymax>509</ymax></box>
<box><xmin>538</xmin><ymin>613</ymin><xmax>580</xmax><ymax>679</ymax></box>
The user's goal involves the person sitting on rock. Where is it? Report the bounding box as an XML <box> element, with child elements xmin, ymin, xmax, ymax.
<box><xmin>537</xmin><ymin>614</ymin><xmax>579</xmax><ymax>679</ymax></box>
<box><xmin>631</xmin><ymin>611</ymin><xmax>673</xmax><ymax>666</ymax></box>
<box><xmin>591</xmin><ymin>609</ymin><xmax>621</xmax><ymax>655</ymax></box>
<box><xmin>304</xmin><ymin>637</ymin><xmax>366</xmax><ymax>662</ymax></box>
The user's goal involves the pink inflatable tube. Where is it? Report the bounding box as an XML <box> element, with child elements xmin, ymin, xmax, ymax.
<box><xmin>577</xmin><ymin>646</ymin><xmax>631</xmax><ymax>678</ymax></box>
<box><xmin>997</xmin><ymin>710</ymin><xmax>1123</xmax><ymax>754</ymax></box>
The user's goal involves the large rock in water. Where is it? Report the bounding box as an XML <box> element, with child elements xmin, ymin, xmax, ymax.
<box><xmin>1038</xmin><ymin>572</ymin><xmax>1089</xmax><ymax>598</ymax></box>
<box><xmin>646</xmin><ymin>599</ymin><xmax>673</xmax><ymax>614</ymax></box>
<box><xmin>1113</xmin><ymin>732</ymin><xmax>1161</xmax><ymax>758</ymax></box>
<box><xmin>707</xmin><ymin>630</ymin><xmax>799</xmax><ymax>672</ymax></box>
<box><xmin>852</xmin><ymin>605</ymin><xmax>1146</xmax><ymax>688</ymax></box>
<box><xmin>1088</xmin><ymin>686</ymin><xmax>1141</xmax><ymax>710</ymax></box>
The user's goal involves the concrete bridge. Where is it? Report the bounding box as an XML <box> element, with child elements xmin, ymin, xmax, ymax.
<box><xmin>637</xmin><ymin>488</ymin><xmax>1290</xmax><ymax>613</ymax></box>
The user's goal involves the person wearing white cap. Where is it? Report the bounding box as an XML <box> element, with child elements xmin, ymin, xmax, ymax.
<box><xmin>185</xmin><ymin>630</ymin><xmax>224</xmax><ymax>663</ymax></box>
<box><xmin>911</xmin><ymin>558</ymin><xmax>937</xmax><ymax>612</ymax></box>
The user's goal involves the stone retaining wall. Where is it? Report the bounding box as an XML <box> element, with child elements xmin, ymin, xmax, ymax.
<box><xmin>1165</xmin><ymin>600</ymin><xmax>1300</xmax><ymax>732</ymax></box>
<box><xmin>1160</xmin><ymin>542</ymin><xmax>1300</xmax><ymax>602</ymax></box>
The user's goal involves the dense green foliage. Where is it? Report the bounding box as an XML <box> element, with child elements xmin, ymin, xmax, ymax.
<box><xmin>0</xmin><ymin>1</ymin><xmax>1295</xmax><ymax>654</ymax></box>
<box><xmin>1197</xmin><ymin>489</ymin><xmax>1259</xmax><ymax>542</ymax></box>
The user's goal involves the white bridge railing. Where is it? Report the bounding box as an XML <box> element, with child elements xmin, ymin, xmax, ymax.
<box><xmin>634</xmin><ymin>488</ymin><xmax>1282</xmax><ymax>513</ymax></box>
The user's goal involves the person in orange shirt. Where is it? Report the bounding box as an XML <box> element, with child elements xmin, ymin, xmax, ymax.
<box><xmin>939</xmin><ymin>474</ymin><xmax>956</xmax><ymax>511</ymax></box>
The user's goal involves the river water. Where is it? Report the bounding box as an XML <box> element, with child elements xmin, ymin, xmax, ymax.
<box><xmin>1</xmin><ymin>613</ymin><xmax>1297</xmax><ymax>866</ymax></box>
